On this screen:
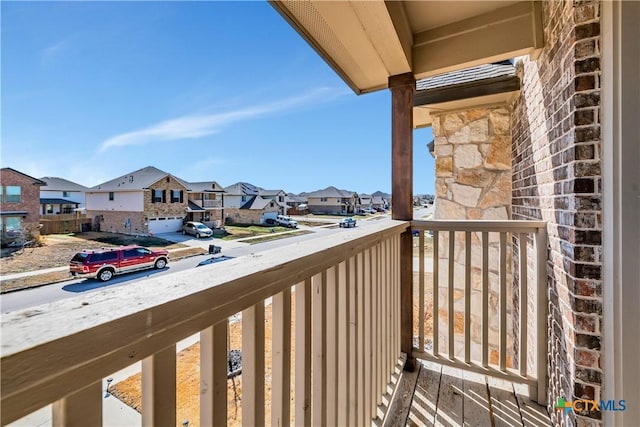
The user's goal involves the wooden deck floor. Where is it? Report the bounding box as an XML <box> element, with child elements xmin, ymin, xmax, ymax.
<box><xmin>385</xmin><ymin>359</ymin><xmax>552</xmax><ymax>427</ymax></box>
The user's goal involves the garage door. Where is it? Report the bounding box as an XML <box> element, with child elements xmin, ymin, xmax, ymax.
<box><xmin>262</xmin><ymin>212</ymin><xmax>278</xmax><ymax>221</ymax></box>
<box><xmin>148</xmin><ymin>217</ymin><xmax>183</xmax><ymax>234</ymax></box>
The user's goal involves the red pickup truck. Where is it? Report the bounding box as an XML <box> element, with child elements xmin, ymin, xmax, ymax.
<box><xmin>69</xmin><ymin>245</ymin><xmax>169</xmax><ymax>282</ymax></box>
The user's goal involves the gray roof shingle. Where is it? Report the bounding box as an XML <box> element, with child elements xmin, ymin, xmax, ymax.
<box><xmin>416</xmin><ymin>62</ymin><xmax>516</xmax><ymax>91</ymax></box>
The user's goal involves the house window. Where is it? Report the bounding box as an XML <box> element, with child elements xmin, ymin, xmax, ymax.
<box><xmin>108</xmin><ymin>192</ymin><xmax>114</xmax><ymax>201</ymax></box>
<box><xmin>152</xmin><ymin>189</ymin><xmax>164</xmax><ymax>203</ymax></box>
<box><xmin>5</xmin><ymin>186</ymin><xmax>21</xmax><ymax>203</ymax></box>
<box><xmin>241</xmin><ymin>196</ymin><xmax>247</xmax><ymax>202</ymax></box>
<box><xmin>63</xmin><ymin>191</ymin><xmax>71</xmax><ymax>197</ymax></box>
<box><xmin>0</xmin><ymin>185</ymin><xmax>3</xmax><ymax>203</ymax></box>
<box><xmin>279</xmin><ymin>196</ymin><xmax>284</xmax><ymax>202</ymax></box>
<box><xmin>4</xmin><ymin>216</ymin><xmax>22</xmax><ymax>231</ymax></box>
<box><xmin>320</xmin><ymin>197</ymin><xmax>327</xmax><ymax>202</ymax></box>
<box><xmin>46</xmin><ymin>204</ymin><xmax>54</xmax><ymax>214</ymax></box>
<box><xmin>171</xmin><ymin>190</ymin><xmax>183</xmax><ymax>203</ymax></box>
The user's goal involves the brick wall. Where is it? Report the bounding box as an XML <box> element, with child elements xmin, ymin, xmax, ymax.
<box><xmin>510</xmin><ymin>1</ymin><xmax>602</xmax><ymax>424</ymax></box>
<box><xmin>0</xmin><ymin>168</ymin><xmax>43</xmax><ymax>239</ymax></box>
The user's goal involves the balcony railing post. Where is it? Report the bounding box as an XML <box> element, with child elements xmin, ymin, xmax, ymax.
<box><xmin>389</xmin><ymin>72</ymin><xmax>416</xmax><ymax>371</ymax></box>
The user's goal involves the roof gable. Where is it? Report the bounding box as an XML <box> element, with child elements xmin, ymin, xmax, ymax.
<box><xmin>1</xmin><ymin>168</ymin><xmax>47</xmax><ymax>186</ymax></box>
<box><xmin>91</xmin><ymin>166</ymin><xmax>191</xmax><ymax>192</ymax></box>
<box><xmin>39</xmin><ymin>177</ymin><xmax>89</xmax><ymax>191</ymax></box>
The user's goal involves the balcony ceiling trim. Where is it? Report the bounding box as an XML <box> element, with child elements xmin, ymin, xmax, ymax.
<box><xmin>269</xmin><ymin>0</ymin><xmax>543</xmax><ymax>94</ymax></box>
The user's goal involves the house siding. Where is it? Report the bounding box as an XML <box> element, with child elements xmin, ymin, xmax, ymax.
<box><xmin>511</xmin><ymin>1</ymin><xmax>602</xmax><ymax>424</ymax></box>
<box><xmin>0</xmin><ymin>169</ymin><xmax>42</xmax><ymax>239</ymax></box>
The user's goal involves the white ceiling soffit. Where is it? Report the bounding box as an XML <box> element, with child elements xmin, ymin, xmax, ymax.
<box><xmin>270</xmin><ymin>0</ymin><xmax>543</xmax><ymax>94</ymax></box>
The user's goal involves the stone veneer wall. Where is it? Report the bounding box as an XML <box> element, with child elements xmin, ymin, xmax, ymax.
<box><xmin>432</xmin><ymin>106</ymin><xmax>514</xmax><ymax>364</ymax></box>
<box><xmin>510</xmin><ymin>1</ymin><xmax>602</xmax><ymax>425</ymax></box>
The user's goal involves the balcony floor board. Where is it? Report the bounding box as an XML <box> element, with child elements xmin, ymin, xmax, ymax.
<box><xmin>388</xmin><ymin>359</ymin><xmax>551</xmax><ymax>426</ymax></box>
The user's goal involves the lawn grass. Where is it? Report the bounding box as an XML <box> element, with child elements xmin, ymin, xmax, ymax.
<box><xmin>244</xmin><ymin>230</ymin><xmax>313</xmax><ymax>244</ymax></box>
<box><xmin>221</xmin><ymin>225</ymin><xmax>290</xmax><ymax>240</ymax></box>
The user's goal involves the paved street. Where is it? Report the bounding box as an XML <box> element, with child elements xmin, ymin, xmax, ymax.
<box><xmin>1</xmin><ymin>209</ymin><xmax>436</xmax><ymax>313</ymax></box>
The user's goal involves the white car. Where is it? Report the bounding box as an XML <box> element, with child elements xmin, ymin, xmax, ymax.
<box><xmin>182</xmin><ymin>221</ymin><xmax>213</xmax><ymax>238</ymax></box>
<box><xmin>276</xmin><ymin>215</ymin><xmax>298</xmax><ymax>228</ymax></box>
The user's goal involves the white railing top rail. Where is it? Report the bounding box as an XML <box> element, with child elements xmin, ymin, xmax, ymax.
<box><xmin>1</xmin><ymin>220</ymin><xmax>409</xmax><ymax>423</ymax></box>
<box><xmin>411</xmin><ymin>219</ymin><xmax>547</xmax><ymax>233</ymax></box>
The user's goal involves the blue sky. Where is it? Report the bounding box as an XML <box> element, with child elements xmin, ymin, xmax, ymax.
<box><xmin>1</xmin><ymin>1</ymin><xmax>434</xmax><ymax>195</ymax></box>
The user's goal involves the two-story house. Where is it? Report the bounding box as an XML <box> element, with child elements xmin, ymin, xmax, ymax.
<box><xmin>185</xmin><ymin>181</ymin><xmax>225</xmax><ymax>228</ymax></box>
<box><xmin>223</xmin><ymin>182</ymin><xmax>280</xmax><ymax>224</ymax></box>
<box><xmin>85</xmin><ymin>166</ymin><xmax>191</xmax><ymax>235</ymax></box>
<box><xmin>0</xmin><ymin>168</ymin><xmax>47</xmax><ymax>244</ymax></box>
<box><xmin>306</xmin><ymin>186</ymin><xmax>359</xmax><ymax>215</ymax></box>
<box><xmin>39</xmin><ymin>177</ymin><xmax>88</xmax><ymax>216</ymax></box>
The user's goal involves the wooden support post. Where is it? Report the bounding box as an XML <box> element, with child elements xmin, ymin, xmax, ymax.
<box><xmin>389</xmin><ymin>72</ymin><xmax>416</xmax><ymax>372</ymax></box>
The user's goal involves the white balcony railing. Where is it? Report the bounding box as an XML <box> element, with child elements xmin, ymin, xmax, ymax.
<box><xmin>410</xmin><ymin>220</ymin><xmax>547</xmax><ymax>404</ymax></box>
<box><xmin>202</xmin><ymin>199</ymin><xmax>222</xmax><ymax>208</ymax></box>
<box><xmin>1</xmin><ymin>221</ymin><xmax>408</xmax><ymax>426</ymax></box>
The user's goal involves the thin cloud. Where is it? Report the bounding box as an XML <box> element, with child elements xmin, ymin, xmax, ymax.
<box><xmin>98</xmin><ymin>87</ymin><xmax>348</xmax><ymax>153</ymax></box>
<box><xmin>41</xmin><ymin>38</ymin><xmax>71</xmax><ymax>63</ymax></box>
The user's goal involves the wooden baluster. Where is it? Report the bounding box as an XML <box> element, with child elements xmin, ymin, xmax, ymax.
<box><xmin>295</xmin><ymin>279</ymin><xmax>312</xmax><ymax>427</ymax></box>
<box><xmin>141</xmin><ymin>345</ymin><xmax>176</xmax><ymax>427</ymax></box>
<box><xmin>519</xmin><ymin>233</ymin><xmax>528</xmax><ymax>378</ymax></box>
<box><xmin>243</xmin><ymin>302</ymin><xmax>265</xmax><ymax>426</ymax></box>
<box><xmin>357</xmin><ymin>252</ymin><xmax>366</xmax><ymax>426</ymax></box>
<box><xmin>433</xmin><ymin>230</ymin><xmax>439</xmax><ymax>356</ymax></box>
<box><xmin>448</xmin><ymin>230</ymin><xmax>455</xmax><ymax>360</ymax></box>
<box><xmin>326</xmin><ymin>266</ymin><xmax>338</xmax><ymax>425</ymax></box>
<box><xmin>337</xmin><ymin>261</ymin><xmax>350</xmax><ymax>426</ymax></box>
<box><xmin>482</xmin><ymin>231</ymin><xmax>489</xmax><ymax>368</ymax></box>
<box><xmin>499</xmin><ymin>232</ymin><xmax>508</xmax><ymax>371</ymax></box>
<box><xmin>52</xmin><ymin>380</ymin><xmax>102</xmax><ymax>427</ymax></box>
<box><xmin>200</xmin><ymin>320</ymin><xmax>228</xmax><ymax>427</ymax></box>
<box><xmin>348</xmin><ymin>256</ymin><xmax>358</xmax><ymax>426</ymax></box>
<box><xmin>464</xmin><ymin>231</ymin><xmax>472</xmax><ymax>364</ymax></box>
<box><xmin>311</xmin><ymin>272</ymin><xmax>327</xmax><ymax>426</ymax></box>
<box><xmin>419</xmin><ymin>229</ymin><xmax>425</xmax><ymax>353</ymax></box>
<box><xmin>273</xmin><ymin>289</ymin><xmax>292</xmax><ymax>427</ymax></box>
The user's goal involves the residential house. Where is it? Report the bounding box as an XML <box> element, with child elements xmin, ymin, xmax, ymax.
<box><xmin>85</xmin><ymin>166</ymin><xmax>190</xmax><ymax>235</ymax></box>
<box><xmin>306</xmin><ymin>186</ymin><xmax>359</xmax><ymax>215</ymax></box>
<box><xmin>258</xmin><ymin>189</ymin><xmax>287</xmax><ymax>214</ymax></box>
<box><xmin>39</xmin><ymin>177</ymin><xmax>88</xmax><ymax>216</ymax></box>
<box><xmin>3</xmin><ymin>3</ymin><xmax>638</xmax><ymax>427</ymax></box>
<box><xmin>0</xmin><ymin>168</ymin><xmax>46</xmax><ymax>244</ymax></box>
<box><xmin>223</xmin><ymin>182</ymin><xmax>280</xmax><ymax>224</ymax></box>
<box><xmin>372</xmin><ymin>191</ymin><xmax>391</xmax><ymax>210</ymax></box>
<box><xmin>358</xmin><ymin>193</ymin><xmax>373</xmax><ymax>212</ymax></box>
<box><xmin>285</xmin><ymin>193</ymin><xmax>308</xmax><ymax>215</ymax></box>
<box><xmin>185</xmin><ymin>181</ymin><xmax>225</xmax><ymax>228</ymax></box>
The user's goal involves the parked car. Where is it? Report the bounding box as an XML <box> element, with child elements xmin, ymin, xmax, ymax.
<box><xmin>69</xmin><ymin>245</ymin><xmax>169</xmax><ymax>282</ymax></box>
<box><xmin>339</xmin><ymin>217</ymin><xmax>357</xmax><ymax>228</ymax></box>
<box><xmin>182</xmin><ymin>221</ymin><xmax>213</xmax><ymax>238</ymax></box>
<box><xmin>276</xmin><ymin>215</ymin><xmax>298</xmax><ymax>228</ymax></box>
<box><xmin>361</xmin><ymin>208</ymin><xmax>377</xmax><ymax>214</ymax></box>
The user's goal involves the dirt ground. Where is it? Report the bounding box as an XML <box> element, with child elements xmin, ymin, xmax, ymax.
<box><xmin>0</xmin><ymin>232</ymin><xmax>184</xmax><ymax>275</ymax></box>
